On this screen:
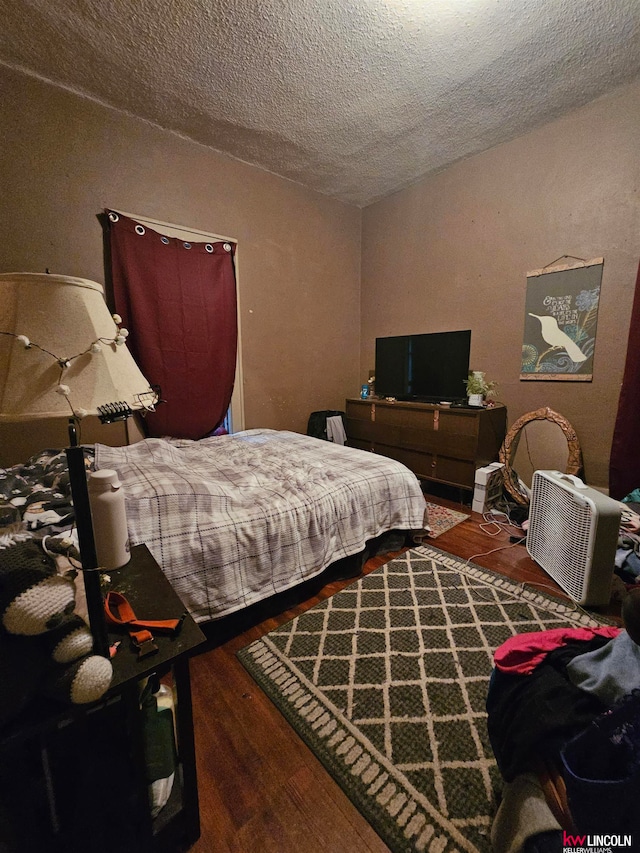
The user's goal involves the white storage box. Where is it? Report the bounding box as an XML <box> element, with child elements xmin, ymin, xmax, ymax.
<box><xmin>472</xmin><ymin>462</ymin><xmax>504</xmax><ymax>513</ymax></box>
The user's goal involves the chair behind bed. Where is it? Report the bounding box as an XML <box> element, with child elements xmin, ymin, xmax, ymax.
<box><xmin>306</xmin><ymin>410</ymin><xmax>346</xmax><ymax>442</ymax></box>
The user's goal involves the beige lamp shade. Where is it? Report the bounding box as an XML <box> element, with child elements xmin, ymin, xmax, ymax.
<box><xmin>0</xmin><ymin>272</ymin><xmax>156</xmax><ymax>422</ymax></box>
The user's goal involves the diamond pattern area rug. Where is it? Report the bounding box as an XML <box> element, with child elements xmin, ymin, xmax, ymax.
<box><xmin>424</xmin><ymin>503</ymin><xmax>469</xmax><ymax>538</ymax></box>
<box><xmin>238</xmin><ymin>546</ymin><xmax>603</xmax><ymax>853</ymax></box>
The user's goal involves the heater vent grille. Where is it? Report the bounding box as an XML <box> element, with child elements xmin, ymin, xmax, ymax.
<box><xmin>527</xmin><ymin>471</ymin><xmax>621</xmax><ymax>606</ymax></box>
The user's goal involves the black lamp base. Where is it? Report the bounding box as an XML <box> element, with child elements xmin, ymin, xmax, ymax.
<box><xmin>65</xmin><ymin>440</ymin><xmax>110</xmax><ymax>658</ymax></box>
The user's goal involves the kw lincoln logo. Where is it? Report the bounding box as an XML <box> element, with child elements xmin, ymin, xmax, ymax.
<box><xmin>563</xmin><ymin>832</ymin><xmax>634</xmax><ymax>853</ymax></box>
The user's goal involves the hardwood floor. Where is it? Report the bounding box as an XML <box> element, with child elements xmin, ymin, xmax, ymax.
<box><xmin>185</xmin><ymin>491</ymin><xmax>623</xmax><ymax>853</ymax></box>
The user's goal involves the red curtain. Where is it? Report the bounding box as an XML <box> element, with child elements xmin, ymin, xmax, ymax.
<box><xmin>609</xmin><ymin>259</ymin><xmax>640</xmax><ymax>499</ymax></box>
<box><xmin>107</xmin><ymin>212</ymin><xmax>237</xmax><ymax>439</ymax></box>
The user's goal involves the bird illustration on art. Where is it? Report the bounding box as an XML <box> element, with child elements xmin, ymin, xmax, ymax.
<box><xmin>528</xmin><ymin>313</ymin><xmax>588</xmax><ymax>363</ymax></box>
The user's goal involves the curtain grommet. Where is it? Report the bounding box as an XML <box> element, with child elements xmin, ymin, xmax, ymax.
<box><xmin>108</xmin><ymin>211</ymin><xmax>119</xmax><ymax>222</ymax></box>
<box><xmin>135</xmin><ymin>224</ymin><xmax>146</xmax><ymax>235</ymax></box>
<box><xmin>161</xmin><ymin>236</ymin><xmax>170</xmax><ymax>245</ymax></box>
<box><xmin>223</xmin><ymin>243</ymin><xmax>232</xmax><ymax>252</ymax></box>
<box><xmin>183</xmin><ymin>242</ymin><xmax>192</xmax><ymax>249</ymax></box>
<box><xmin>205</xmin><ymin>244</ymin><xmax>214</xmax><ymax>253</ymax></box>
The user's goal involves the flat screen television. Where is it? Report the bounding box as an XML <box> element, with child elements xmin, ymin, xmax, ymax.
<box><xmin>375</xmin><ymin>330</ymin><xmax>471</xmax><ymax>403</ymax></box>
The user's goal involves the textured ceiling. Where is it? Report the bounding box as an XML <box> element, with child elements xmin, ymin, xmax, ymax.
<box><xmin>1</xmin><ymin>0</ymin><xmax>639</xmax><ymax>207</ymax></box>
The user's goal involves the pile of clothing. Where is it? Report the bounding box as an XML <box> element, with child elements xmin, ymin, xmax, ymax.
<box><xmin>488</xmin><ymin>592</ymin><xmax>640</xmax><ymax>851</ymax></box>
<box><xmin>616</xmin><ymin>492</ymin><xmax>640</xmax><ymax>583</ymax></box>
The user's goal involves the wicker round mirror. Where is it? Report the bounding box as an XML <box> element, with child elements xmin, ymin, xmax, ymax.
<box><xmin>499</xmin><ymin>407</ymin><xmax>583</xmax><ymax>505</ymax></box>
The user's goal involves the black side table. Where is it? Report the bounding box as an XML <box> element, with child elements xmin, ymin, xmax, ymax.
<box><xmin>0</xmin><ymin>543</ymin><xmax>206</xmax><ymax>853</ymax></box>
<box><xmin>105</xmin><ymin>543</ymin><xmax>206</xmax><ymax>852</ymax></box>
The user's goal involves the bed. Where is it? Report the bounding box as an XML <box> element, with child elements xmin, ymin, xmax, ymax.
<box><xmin>1</xmin><ymin>430</ymin><xmax>428</xmax><ymax>624</ymax></box>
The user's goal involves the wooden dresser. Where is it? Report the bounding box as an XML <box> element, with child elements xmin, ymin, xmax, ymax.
<box><xmin>344</xmin><ymin>398</ymin><xmax>507</xmax><ymax>492</ymax></box>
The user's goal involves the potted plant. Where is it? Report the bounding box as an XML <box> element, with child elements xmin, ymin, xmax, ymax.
<box><xmin>464</xmin><ymin>371</ymin><xmax>497</xmax><ymax>407</ymax></box>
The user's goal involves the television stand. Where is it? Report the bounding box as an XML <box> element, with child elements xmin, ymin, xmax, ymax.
<box><xmin>397</xmin><ymin>395</ymin><xmax>446</xmax><ymax>404</ymax></box>
<box><xmin>344</xmin><ymin>398</ymin><xmax>507</xmax><ymax>492</ymax></box>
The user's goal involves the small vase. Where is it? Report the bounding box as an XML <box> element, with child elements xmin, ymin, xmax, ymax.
<box><xmin>468</xmin><ymin>393</ymin><xmax>484</xmax><ymax>407</ymax></box>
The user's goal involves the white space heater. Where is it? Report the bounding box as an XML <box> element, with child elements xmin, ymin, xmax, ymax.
<box><xmin>527</xmin><ymin>470</ymin><xmax>622</xmax><ymax>606</ymax></box>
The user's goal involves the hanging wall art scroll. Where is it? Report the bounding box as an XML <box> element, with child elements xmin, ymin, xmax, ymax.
<box><xmin>520</xmin><ymin>256</ymin><xmax>604</xmax><ymax>382</ymax></box>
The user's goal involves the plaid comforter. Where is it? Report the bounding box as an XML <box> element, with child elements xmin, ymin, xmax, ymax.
<box><xmin>95</xmin><ymin>430</ymin><xmax>428</xmax><ymax>623</ymax></box>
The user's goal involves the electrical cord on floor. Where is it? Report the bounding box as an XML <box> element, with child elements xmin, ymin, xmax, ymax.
<box><xmin>460</xmin><ymin>544</ymin><xmax>583</xmax><ymax>610</ymax></box>
<box><xmin>463</xmin><ymin>502</ymin><xmax>585</xmax><ymax>609</ymax></box>
<box><xmin>476</xmin><ymin>501</ymin><xmax>527</xmax><ymax>543</ymax></box>
<box><xmin>465</xmin><ymin>537</ymin><xmax>527</xmax><ymax>565</ymax></box>
<box><xmin>440</xmin><ymin>495</ymin><xmax>594</xmax><ymax>615</ymax></box>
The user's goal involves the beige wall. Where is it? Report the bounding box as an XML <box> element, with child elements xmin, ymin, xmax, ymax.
<box><xmin>0</xmin><ymin>65</ymin><xmax>362</xmax><ymax>465</ymax></box>
<box><xmin>2</xmin><ymin>64</ymin><xmax>638</xmax><ymax>489</ymax></box>
<box><xmin>361</xmin><ymin>80</ymin><xmax>640</xmax><ymax>490</ymax></box>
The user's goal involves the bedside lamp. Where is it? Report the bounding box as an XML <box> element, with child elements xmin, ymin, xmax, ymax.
<box><xmin>0</xmin><ymin>272</ymin><xmax>159</xmax><ymax>657</ymax></box>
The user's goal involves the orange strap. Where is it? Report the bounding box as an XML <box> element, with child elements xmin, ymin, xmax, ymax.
<box><xmin>105</xmin><ymin>591</ymin><xmax>186</xmax><ymax>633</ymax></box>
<box><xmin>104</xmin><ymin>591</ymin><xmax>186</xmax><ymax>658</ymax></box>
